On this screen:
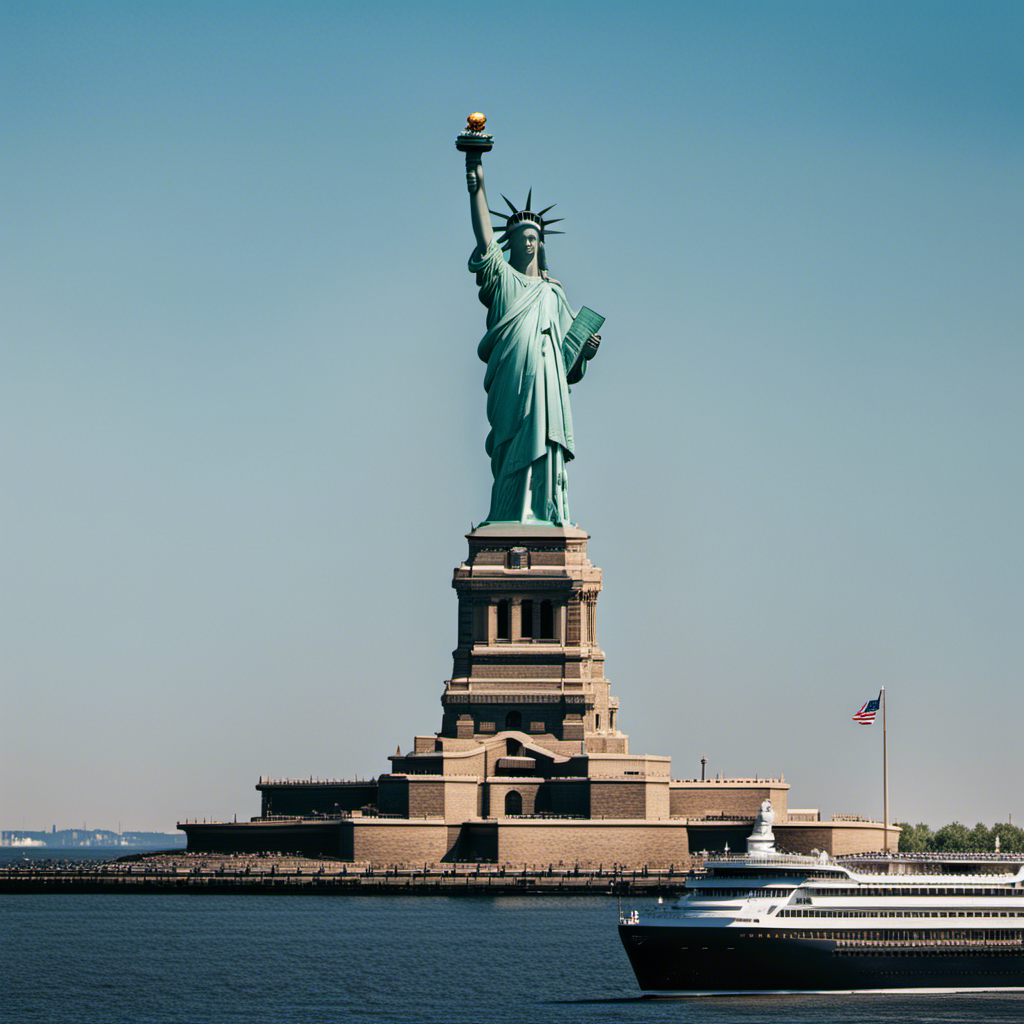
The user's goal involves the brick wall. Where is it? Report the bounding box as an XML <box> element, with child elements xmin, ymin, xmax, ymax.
<box><xmin>590</xmin><ymin>779</ymin><xmax>670</xmax><ymax>820</ymax></box>
<box><xmin>646</xmin><ymin>780</ymin><xmax>670</xmax><ymax>819</ymax></box>
<box><xmin>584</xmin><ymin>735</ymin><xmax>629</xmax><ymax>754</ymax></box>
<box><xmin>333</xmin><ymin>817</ymin><xmax>896</xmax><ymax>865</ymax></box>
<box><xmin>407</xmin><ymin>779</ymin><xmax>446</xmax><ymax>818</ymax></box>
<box><xmin>442</xmin><ymin>747</ymin><xmax>487</xmax><ymax>778</ymax></box>
<box><xmin>775</xmin><ymin>822</ymin><xmax>900</xmax><ymax>856</ymax></box>
<box><xmin>346</xmin><ymin>821</ymin><xmax>450</xmax><ymax>865</ymax></box>
<box><xmin>472</xmin><ymin>664</ymin><xmax>563</xmax><ymax>679</ymax></box>
<box><xmin>587</xmin><ymin>755</ymin><xmax>670</xmax><ymax>778</ymax></box>
<box><xmin>669</xmin><ymin>783</ymin><xmax>789</xmax><ymax>819</ymax></box>
<box><xmin>496</xmin><ymin>820</ymin><xmax>690</xmax><ymax>868</ymax></box>
<box><xmin>590</xmin><ymin>780</ymin><xmax>648</xmax><ymax>819</ymax></box>
<box><xmin>442</xmin><ymin>777</ymin><xmax>481</xmax><ymax>821</ymax></box>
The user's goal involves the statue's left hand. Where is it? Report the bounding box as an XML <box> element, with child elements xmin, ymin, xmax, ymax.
<box><xmin>583</xmin><ymin>333</ymin><xmax>601</xmax><ymax>359</ymax></box>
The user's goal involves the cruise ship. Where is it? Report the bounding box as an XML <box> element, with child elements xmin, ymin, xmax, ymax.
<box><xmin>619</xmin><ymin>802</ymin><xmax>1024</xmax><ymax>994</ymax></box>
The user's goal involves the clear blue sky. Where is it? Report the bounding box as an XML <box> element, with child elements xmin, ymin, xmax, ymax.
<box><xmin>2</xmin><ymin>1</ymin><xmax>1021</xmax><ymax>833</ymax></box>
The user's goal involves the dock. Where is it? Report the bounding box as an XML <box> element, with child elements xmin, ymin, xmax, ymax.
<box><xmin>0</xmin><ymin>853</ymin><xmax>686</xmax><ymax>896</ymax></box>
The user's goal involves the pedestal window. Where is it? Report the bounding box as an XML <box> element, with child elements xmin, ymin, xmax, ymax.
<box><xmin>539</xmin><ymin>600</ymin><xmax>554</xmax><ymax>640</ymax></box>
<box><xmin>520</xmin><ymin>600</ymin><xmax>534</xmax><ymax>638</ymax></box>
<box><xmin>507</xmin><ymin>547</ymin><xmax>530</xmax><ymax>570</ymax></box>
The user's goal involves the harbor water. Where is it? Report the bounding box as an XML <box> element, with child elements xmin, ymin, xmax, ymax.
<box><xmin>3</xmin><ymin>890</ymin><xmax>1024</xmax><ymax>1023</ymax></box>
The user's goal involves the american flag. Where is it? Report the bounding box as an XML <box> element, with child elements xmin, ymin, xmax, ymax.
<box><xmin>852</xmin><ymin>692</ymin><xmax>881</xmax><ymax>725</ymax></box>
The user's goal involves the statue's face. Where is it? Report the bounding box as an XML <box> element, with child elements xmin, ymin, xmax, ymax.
<box><xmin>508</xmin><ymin>225</ymin><xmax>540</xmax><ymax>266</ymax></box>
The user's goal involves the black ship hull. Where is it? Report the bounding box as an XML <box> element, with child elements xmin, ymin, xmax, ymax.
<box><xmin>619</xmin><ymin>925</ymin><xmax>1024</xmax><ymax>994</ymax></box>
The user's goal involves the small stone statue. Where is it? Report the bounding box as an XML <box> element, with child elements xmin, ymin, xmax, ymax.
<box><xmin>751</xmin><ymin>799</ymin><xmax>775</xmax><ymax>835</ymax></box>
<box><xmin>457</xmin><ymin>113</ymin><xmax>602</xmax><ymax>526</ymax></box>
<box><xmin>746</xmin><ymin>799</ymin><xmax>777</xmax><ymax>858</ymax></box>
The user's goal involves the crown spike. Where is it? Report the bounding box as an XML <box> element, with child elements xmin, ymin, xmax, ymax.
<box><xmin>487</xmin><ymin>192</ymin><xmax>566</xmax><ymax>240</ymax></box>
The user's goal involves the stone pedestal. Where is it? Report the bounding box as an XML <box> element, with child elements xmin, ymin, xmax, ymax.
<box><xmin>439</xmin><ymin>524</ymin><xmax>627</xmax><ymax>755</ymax></box>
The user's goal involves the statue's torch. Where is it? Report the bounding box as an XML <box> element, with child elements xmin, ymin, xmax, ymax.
<box><xmin>456</xmin><ymin>113</ymin><xmax>493</xmax><ymax>193</ymax></box>
<box><xmin>455</xmin><ymin>112</ymin><xmax>493</xmax><ymax>154</ymax></box>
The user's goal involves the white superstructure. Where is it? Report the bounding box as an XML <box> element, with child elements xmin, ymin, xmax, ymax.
<box><xmin>619</xmin><ymin>802</ymin><xmax>1024</xmax><ymax>993</ymax></box>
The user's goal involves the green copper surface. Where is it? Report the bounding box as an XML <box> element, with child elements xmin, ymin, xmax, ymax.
<box><xmin>461</xmin><ymin>122</ymin><xmax>602</xmax><ymax>526</ymax></box>
<box><xmin>470</xmin><ymin>239</ymin><xmax>577</xmax><ymax>526</ymax></box>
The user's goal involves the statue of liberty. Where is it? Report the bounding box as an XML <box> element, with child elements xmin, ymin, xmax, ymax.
<box><xmin>459</xmin><ymin>115</ymin><xmax>601</xmax><ymax>526</ymax></box>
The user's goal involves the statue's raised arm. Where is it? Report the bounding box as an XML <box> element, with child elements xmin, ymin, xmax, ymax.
<box><xmin>457</xmin><ymin>113</ymin><xmax>494</xmax><ymax>254</ymax></box>
<box><xmin>456</xmin><ymin>114</ymin><xmax>603</xmax><ymax>528</ymax></box>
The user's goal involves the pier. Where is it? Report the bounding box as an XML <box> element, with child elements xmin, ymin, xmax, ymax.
<box><xmin>0</xmin><ymin>853</ymin><xmax>684</xmax><ymax>896</ymax></box>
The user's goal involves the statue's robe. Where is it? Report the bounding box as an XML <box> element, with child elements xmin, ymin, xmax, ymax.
<box><xmin>470</xmin><ymin>238</ymin><xmax>584</xmax><ymax>525</ymax></box>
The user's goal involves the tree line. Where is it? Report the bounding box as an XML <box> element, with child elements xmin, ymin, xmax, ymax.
<box><xmin>895</xmin><ymin>820</ymin><xmax>1024</xmax><ymax>853</ymax></box>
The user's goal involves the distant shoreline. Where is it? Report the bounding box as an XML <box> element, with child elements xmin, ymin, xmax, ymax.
<box><xmin>0</xmin><ymin>847</ymin><xmax>183</xmax><ymax>865</ymax></box>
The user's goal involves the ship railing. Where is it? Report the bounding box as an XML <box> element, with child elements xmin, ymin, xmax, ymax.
<box><xmin>834</xmin><ymin>936</ymin><xmax>1023</xmax><ymax>948</ymax></box>
<box><xmin>659</xmin><ymin>910</ymin><xmax>732</xmax><ymax>918</ymax></box>
<box><xmin>704</xmin><ymin>853</ymin><xmax>822</xmax><ymax>865</ymax></box>
<box><xmin>838</xmin><ymin>852</ymin><xmax>1024</xmax><ymax>863</ymax></box>
<box><xmin>686</xmin><ymin>814</ymin><xmax>757</xmax><ymax>822</ymax></box>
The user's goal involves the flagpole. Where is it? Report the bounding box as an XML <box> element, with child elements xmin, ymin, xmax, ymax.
<box><xmin>882</xmin><ymin>686</ymin><xmax>889</xmax><ymax>854</ymax></box>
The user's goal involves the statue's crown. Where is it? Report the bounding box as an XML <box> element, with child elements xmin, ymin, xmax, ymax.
<box><xmin>490</xmin><ymin>190</ymin><xmax>563</xmax><ymax>252</ymax></box>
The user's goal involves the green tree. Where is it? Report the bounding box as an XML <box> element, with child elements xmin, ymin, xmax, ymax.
<box><xmin>894</xmin><ymin>819</ymin><xmax>1023</xmax><ymax>853</ymax></box>
<box><xmin>932</xmin><ymin>821</ymin><xmax>972</xmax><ymax>852</ymax></box>
<box><xmin>896</xmin><ymin>821</ymin><xmax>933</xmax><ymax>852</ymax></box>
<box><xmin>991</xmin><ymin>822</ymin><xmax>1024</xmax><ymax>853</ymax></box>
<box><xmin>969</xmin><ymin>822</ymin><xmax>992</xmax><ymax>851</ymax></box>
